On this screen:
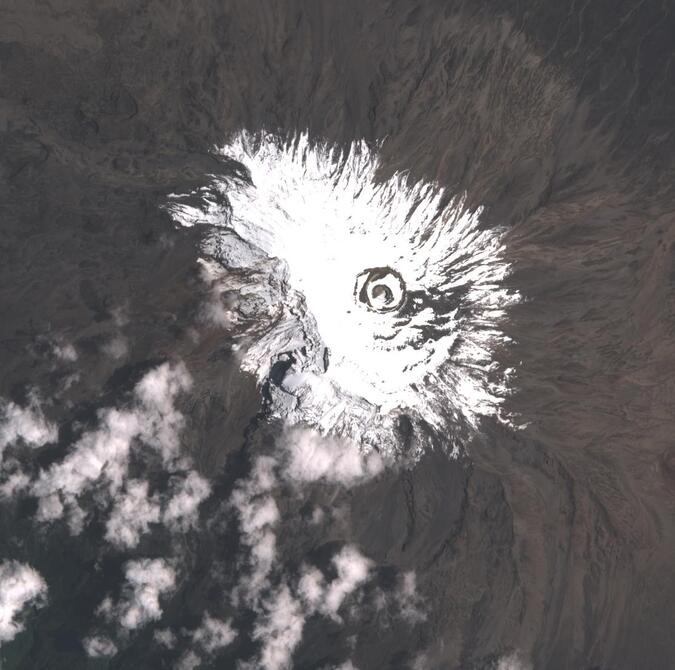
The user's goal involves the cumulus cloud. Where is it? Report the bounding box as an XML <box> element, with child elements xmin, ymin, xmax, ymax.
<box><xmin>227</xmin><ymin>456</ymin><xmax>306</xmax><ymax>668</ymax></box>
<box><xmin>297</xmin><ymin>565</ymin><xmax>325</xmax><ymax>610</ymax></box>
<box><xmin>0</xmin><ymin>470</ymin><xmax>30</xmax><ymax>498</ymax></box>
<box><xmin>230</xmin><ymin>423</ymin><xmax>384</xmax><ymax>608</ymax></box>
<box><xmin>0</xmin><ymin>561</ymin><xmax>47</xmax><ymax>643</ymax></box>
<box><xmin>227</xmin><ymin>432</ymin><xmax>385</xmax><ymax>669</ymax></box>
<box><xmin>202</xmin><ymin>297</ymin><xmax>233</xmax><ymax>329</ymax></box>
<box><xmin>395</xmin><ymin>571</ymin><xmax>426</xmax><ymax>624</ymax></box>
<box><xmin>497</xmin><ymin>652</ymin><xmax>532</xmax><ymax>670</ymax></box>
<box><xmin>132</xmin><ymin>362</ymin><xmax>193</xmax><ymax>461</ymax></box>
<box><xmin>103</xmin><ymin>336</ymin><xmax>129</xmax><ymax>360</ymax></box>
<box><xmin>36</xmin><ymin>493</ymin><xmax>64</xmax><ymax>522</ymax></box>
<box><xmin>0</xmin><ymin>359</ymin><xmax>219</xmax><ymax>588</ymax></box>
<box><xmin>243</xmin><ymin>545</ymin><xmax>373</xmax><ymax>668</ymax></box>
<box><xmin>83</xmin><ymin>634</ymin><xmax>118</xmax><ymax>657</ymax></box>
<box><xmin>111</xmin><ymin>305</ymin><xmax>130</xmax><ymax>328</ymax></box>
<box><xmin>151</xmin><ymin>615</ymin><xmax>236</xmax><ymax>669</ymax></box>
<box><xmin>163</xmin><ymin>471</ymin><xmax>211</xmax><ymax>531</ymax></box>
<box><xmin>197</xmin><ymin>258</ymin><xmax>236</xmax><ymax>329</ymax></box>
<box><xmin>372</xmin><ymin>569</ymin><xmax>426</xmax><ymax>625</ymax></box>
<box><xmin>66</xmin><ymin>502</ymin><xmax>87</xmax><ymax>535</ymax></box>
<box><xmin>282</xmin><ymin>427</ymin><xmax>383</xmax><ymax>486</ymax></box>
<box><xmin>322</xmin><ymin>546</ymin><xmax>372</xmax><ymax>618</ymax></box>
<box><xmin>31</xmin><ymin>362</ymin><xmax>192</xmax><ymax>523</ymax></box>
<box><xmin>0</xmin><ymin>395</ymin><xmax>57</xmax><ymax>459</ymax></box>
<box><xmin>192</xmin><ymin>613</ymin><xmax>237</xmax><ymax>653</ymax></box>
<box><xmin>231</xmin><ymin>456</ymin><xmax>280</xmax><ymax>602</ymax></box>
<box><xmin>53</xmin><ymin>340</ymin><xmax>78</xmax><ymax>362</ymax></box>
<box><xmin>105</xmin><ymin>479</ymin><xmax>161</xmax><ymax>548</ymax></box>
<box><xmin>99</xmin><ymin>558</ymin><xmax>176</xmax><ymax>631</ymax></box>
<box><xmin>176</xmin><ymin>650</ymin><xmax>201</xmax><ymax>670</ymax></box>
<box><xmin>253</xmin><ymin>585</ymin><xmax>306</xmax><ymax>670</ymax></box>
<box><xmin>154</xmin><ymin>627</ymin><xmax>177</xmax><ymax>649</ymax></box>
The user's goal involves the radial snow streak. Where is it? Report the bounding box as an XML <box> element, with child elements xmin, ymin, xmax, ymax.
<box><xmin>167</xmin><ymin>132</ymin><xmax>519</xmax><ymax>458</ymax></box>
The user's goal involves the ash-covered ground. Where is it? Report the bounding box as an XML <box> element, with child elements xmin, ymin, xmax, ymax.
<box><xmin>2</xmin><ymin>1</ymin><xmax>675</xmax><ymax>669</ymax></box>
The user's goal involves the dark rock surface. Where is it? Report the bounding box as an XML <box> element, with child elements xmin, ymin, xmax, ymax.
<box><xmin>2</xmin><ymin>1</ymin><xmax>675</xmax><ymax>669</ymax></box>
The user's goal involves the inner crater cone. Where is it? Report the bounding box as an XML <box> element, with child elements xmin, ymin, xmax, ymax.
<box><xmin>355</xmin><ymin>267</ymin><xmax>406</xmax><ymax>313</ymax></box>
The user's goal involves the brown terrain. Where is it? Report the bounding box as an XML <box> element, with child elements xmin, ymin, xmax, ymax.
<box><xmin>2</xmin><ymin>1</ymin><xmax>675</xmax><ymax>669</ymax></box>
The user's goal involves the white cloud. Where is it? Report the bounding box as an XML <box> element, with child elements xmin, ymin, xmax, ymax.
<box><xmin>323</xmin><ymin>546</ymin><xmax>372</xmax><ymax>617</ymax></box>
<box><xmin>83</xmin><ymin>634</ymin><xmax>118</xmax><ymax>657</ymax></box>
<box><xmin>31</xmin><ymin>362</ymin><xmax>192</xmax><ymax>522</ymax></box>
<box><xmin>410</xmin><ymin>653</ymin><xmax>429</xmax><ymax>670</ymax></box>
<box><xmin>163</xmin><ymin>471</ymin><xmax>211</xmax><ymax>531</ymax></box>
<box><xmin>99</xmin><ymin>558</ymin><xmax>176</xmax><ymax>631</ymax></box>
<box><xmin>396</xmin><ymin>572</ymin><xmax>426</xmax><ymax>624</ymax></box>
<box><xmin>176</xmin><ymin>651</ymin><xmax>201</xmax><ymax>670</ymax></box>
<box><xmin>36</xmin><ymin>493</ymin><xmax>64</xmax><ymax>522</ymax></box>
<box><xmin>133</xmin><ymin>362</ymin><xmax>193</xmax><ymax>462</ymax></box>
<box><xmin>99</xmin><ymin>306</ymin><xmax>131</xmax><ymax>360</ymax></box>
<box><xmin>243</xmin><ymin>545</ymin><xmax>372</xmax><ymax>668</ymax></box>
<box><xmin>67</xmin><ymin>503</ymin><xmax>88</xmax><ymax>535</ymax></box>
<box><xmin>58</xmin><ymin>373</ymin><xmax>80</xmax><ymax>395</ymax></box>
<box><xmin>153</xmin><ymin>615</ymin><xmax>236</xmax><ymax>669</ymax></box>
<box><xmin>297</xmin><ymin>565</ymin><xmax>325</xmax><ymax>610</ymax></box>
<box><xmin>0</xmin><ymin>470</ymin><xmax>30</xmax><ymax>498</ymax></box>
<box><xmin>253</xmin><ymin>585</ymin><xmax>306</xmax><ymax>670</ymax></box>
<box><xmin>154</xmin><ymin>627</ymin><xmax>177</xmax><ymax>649</ymax></box>
<box><xmin>230</xmin><ymin>456</ymin><xmax>279</xmax><ymax>602</ymax></box>
<box><xmin>282</xmin><ymin>427</ymin><xmax>383</xmax><ymax>486</ymax></box>
<box><xmin>0</xmin><ymin>561</ymin><xmax>48</xmax><ymax>642</ymax></box>
<box><xmin>202</xmin><ymin>297</ymin><xmax>232</xmax><ymax>328</ymax></box>
<box><xmin>105</xmin><ymin>479</ymin><xmax>161</xmax><ymax>548</ymax></box>
<box><xmin>497</xmin><ymin>652</ymin><xmax>532</xmax><ymax>670</ymax></box>
<box><xmin>0</xmin><ymin>395</ymin><xmax>57</xmax><ymax>459</ymax></box>
<box><xmin>103</xmin><ymin>336</ymin><xmax>129</xmax><ymax>360</ymax></box>
<box><xmin>192</xmin><ymin>613</ymin><xmax>236</xmax><ymax>653</ymax></box>
<box><xmin>229</xmin><ymin>450</ymin><xmax>377</xmax><ymax>667</ymax></box>
<box><xmin>297</xmin><ymin>546</ymin><xmax>373</xmax><ymax>620</ymax></box>
<box><xmin>198</xmin><ymin>261</ymin><xmax>235</xmax><ymax>329</ymax></box>
<box><xmin>53</xmin><ymin>341</ymin><xmax>78</xmax><ymax>362</ymax></box>
<box><xmin>310</xmin><ymin>507</ymin><xmax>325</xmax><ymax>524</ymax></box>
<box><xmin>111</xmin><ymin>305</ymin><xmax>130</xmax><ymax>328</ymax></box>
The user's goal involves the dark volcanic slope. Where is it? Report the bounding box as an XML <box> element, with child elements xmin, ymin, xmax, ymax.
<box><xmin>2</xmin><ymin>1</ymin><xmax>675</xmax><ymax>669</ymax></box>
